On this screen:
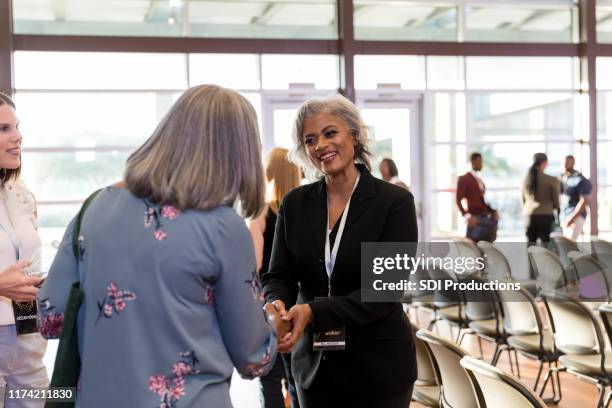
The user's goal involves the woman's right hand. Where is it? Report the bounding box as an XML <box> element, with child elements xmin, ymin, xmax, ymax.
<box><xmin>0</xmin><ymin>260</ymin><xmax>42</xmax><ymax>302</ymax></box>
<box><xmin>264</xmin><ymin>300</ymin><xmax>292</xmax><ymax>345</ymax></box>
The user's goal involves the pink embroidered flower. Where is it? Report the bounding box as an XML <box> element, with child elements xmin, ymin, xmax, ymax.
<box><xmin>172</xmin><ymin>362</ymin><xmax>190</xmax><ymax>377</ymax></box>
<box><xmin>96</xmin><ymin>282</ymin><xmax>137</xmax><ymax>323</ymax></box>
<box><xmin>154</xmin><ymin>229</ymin><xmax>167</xmax><ymax>241</ymax></box>
<box><xmin>103</xmin><ymin>304</ymin><xmax>113</xmax><ymax>317</ymax></box>
<box><xmin>170</xmin><ymin>385</ymin><xmax>185</xmax><ymax>399</ymax></box>
<box><xmin>149</xmin><ymin>374</ymin><xmax>169</xmax><ymax>396</ymax></box>
<box><xmin>107</xmin><ymin>282</ymin><xmax>119</xmax><ymax>298</ymax></box>
<box><xmin>39</xmin><ymin>312</ymin><xmax>64</xmax><ymax>339</ymax></box>
<box><xmin>114</xmin><ymin>298</ymin><xmax>126</xmax><ymax>312</ymax></box>
<box><xmin>161</xmin><ymin>205</ymin><xmax>180</xmax><ymax>220</ymax></box>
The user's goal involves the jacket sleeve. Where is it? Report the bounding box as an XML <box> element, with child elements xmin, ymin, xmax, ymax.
<box><xmin>212</xmin><ymin>210</ymin><xmax>277</xmax><ymax>379</ymax></box>
<box><xmin>308</xmin><ymin>190</ymin><xmax>418</xmax><ymax>332</ymax></box>
<box><xmin>262</xmin><ymin>199</ymin><xmax>299</xmax><ymax>308</ymax></box>
<box><xmin>37</xmin><ymin>217</ymin><xmax>79</xmax><ymax>339</ymax></box>
<box><xmin>456</xmin><ymin>177</ymin><xmax>467</xmax><ymax>216</ymax></box>
<box><xmin>552</xmin><ymin>178</ymin><xmax>561</xmax><ymax>210</ymax></box>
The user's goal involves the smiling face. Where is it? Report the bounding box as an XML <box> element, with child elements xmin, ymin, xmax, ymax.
<box><xmin>0</xmin><ymin>104</ymin><xmax>22</xmax><ymax>170</ymax></box>
<box><xmin>302</xmin><ymin>112</ymin><xmax>356</xmax><ymax>177</ymax></box>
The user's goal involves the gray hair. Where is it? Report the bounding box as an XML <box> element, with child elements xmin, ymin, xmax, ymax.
<box><xmin>124</xmin><ymin>85</ymin><xmax>265</xmax><ymax>218</ymax></box>
<box><xmin>289</xmin><ymin>94</ymin><xmax>372</xmax><ymax>180</ymax></box>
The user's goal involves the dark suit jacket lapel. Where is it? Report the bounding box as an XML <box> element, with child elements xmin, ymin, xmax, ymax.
<box><xmin>345</xmin><ymin>168</ymin><xmax>376</xmax><ymax>231</ymax></box>
<box><xmin>306</xmin><ymin>179</ymin><xmax>327</xmax><ymax>259</ymax></box>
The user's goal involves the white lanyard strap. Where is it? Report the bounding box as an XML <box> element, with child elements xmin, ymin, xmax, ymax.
<box><xmin>325</xmin><ymin>174</ymin><xmax>360</xmax><ymax>278</ymax></box>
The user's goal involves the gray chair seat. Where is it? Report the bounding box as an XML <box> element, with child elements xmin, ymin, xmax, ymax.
<box><xmin>507</xmin><ymin>331</ymin><xmax>554</xmax><ymax>353</ymax></box>
<box><xmin>468</xmin><ymin>319</ymin><xmax>501</xmax><ymax>336</ymax></box>
<box><xmin>412</xmin><ymin>384</ymin><xmax>441</xmax><ymax>407</ymax></box>
<box><xmin>559</xmin><ymin>352</ymin><xmax>612</xmax><ymax>377</ymax></box>
<box><xmin>437</xmin><ymin>305</ymin><xmax>467</xmax><ymax>323</ymax></box>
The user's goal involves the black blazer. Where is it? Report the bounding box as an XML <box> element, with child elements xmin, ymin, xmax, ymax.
<box><xmin>262</xmin><ymin>164</ymin><xmax>418</xmax><ymax>398</ymax></box>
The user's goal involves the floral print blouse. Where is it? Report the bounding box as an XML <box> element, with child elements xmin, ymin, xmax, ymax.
<box><xmin>38</xmin><ymin>186</ymin><xmax>277</xmax><ymax>407</ymax></box>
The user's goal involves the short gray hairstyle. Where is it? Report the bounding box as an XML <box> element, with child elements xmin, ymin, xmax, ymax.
<box><xmin>289</xmin><ymin>94</ymin><xmax>372</xmax><ymax>180</ymax></box>
<box><xmin>124</xmin><ymin>85</ymin><xmax>265</xmax><ymax>218</ymax></box>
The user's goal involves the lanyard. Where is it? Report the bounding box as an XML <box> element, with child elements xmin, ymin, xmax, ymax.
<box><xmin>325</xmin><ymin>174</ymin><xmax>360</xmax><ymax>281</ymax></box>
<box><xmin>0</xmin><ymin>191</ymin><xmax>22</xmax><ymax>261</ymax></box>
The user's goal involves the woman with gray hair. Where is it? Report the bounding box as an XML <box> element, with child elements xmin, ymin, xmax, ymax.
<box><xmin>38</xmin><ymin>85</ymin><xmax>278</xmax><ymax>407</ymax></box>
<box><xmin>262</xmin><ymin>94</ymin><xmax>417</xmax><ymax>407</ymax></box>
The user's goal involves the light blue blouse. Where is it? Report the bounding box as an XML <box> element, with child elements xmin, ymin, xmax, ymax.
<box><xmin>38</xmin><ymin>187</ymin><xmax>276</xmax><ymax>407</ymax></box>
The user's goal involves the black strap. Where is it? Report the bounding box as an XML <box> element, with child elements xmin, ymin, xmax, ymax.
<box><xmin>71</xmin><ymin>189</ymin><xmax>102</xmax><ymax>262</ymax></box>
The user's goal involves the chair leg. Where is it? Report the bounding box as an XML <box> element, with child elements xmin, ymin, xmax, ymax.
<box><xmin>604</xmin><ymin>388</ymin><xmax>612</xmax><ymax>408</ymax></box>
<box><xmin>539</xmin><ymin>361</ymin><xmax>562</xmax><ymax>404</ymax></box>
<box><xmin>514</xmin><ymin>349</ymin><xmax>521</xmax><ymax>379</ymax></box>
<box><xmin>597</xmin><ymin>383</ymin><xmax>606</xmax><ymax>408</ymax></box>
<box><xmin>507</xmin><ymin>349</ymin><xmax>516</xmax><ymax>376</ymax></box>
<box><xmin>533</xmin><ymin>361</ymin><xmax>544</xmax><ymax>392</ymax></box>
<box><xmin>491</xmin><ymin>344</ymin><xmax>501</xmax><ymax>366</ymax></box>
<box><xmin>457</xmin><ymin>328</ymin><xmax>468</xmax><ymax>345</ymax></box>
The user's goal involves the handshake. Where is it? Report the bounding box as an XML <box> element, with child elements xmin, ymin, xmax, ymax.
<box><xmin>263</xmin><ymin>300</ymin><xmax>313</xmax><ymax>353</ymax></box>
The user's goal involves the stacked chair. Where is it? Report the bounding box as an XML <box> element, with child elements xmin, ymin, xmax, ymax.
<box><xmin>460</xmin><ymin>356</ymin><xmax>548</xmax><ymax>408</ymax></box>
<box><xmin>416</xmin><ymin>329</ymin><xmax>479</xmax><ymax>408</ymax></box>
<box><xmin>543</xmin><ymin>293</ymin><xmax>612</xmax><ymax>408</ymax></box>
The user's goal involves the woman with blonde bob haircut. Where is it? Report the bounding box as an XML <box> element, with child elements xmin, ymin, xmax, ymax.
<box><xmin>262</xmin><ymin>94</ymin><xmax>418</xmax><ymax>408</ymax></box>
<box><xmin>39</xmin><ymin>85</ymin><xmax>279</xmax><ymax>407</ymax></box>
<box><xmin>249</xmin><ymin>147</ymin><xmax>301</xmax><ymax>408</ymax></box>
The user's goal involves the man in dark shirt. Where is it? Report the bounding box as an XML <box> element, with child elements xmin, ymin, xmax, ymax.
<box><xmin>560</xmin><ymin>155</ymin><xmax>592</xmax><ymax>240</ymax></box>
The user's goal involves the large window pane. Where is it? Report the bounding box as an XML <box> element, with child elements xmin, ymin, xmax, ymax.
<box><xmin>354</xmin><ymin>1</ymin><xmax>457</xmax><ymax>41</ymax></box>
<box><xmin>432</xmin><ymin>192</ymin><xmax>458</xmax><ymax>236</ymax></box>
<box><xmin>189</xmin><ymin>1</ymin><xmax>336</xmax><ymax>39</ymax></box>
<box><xmin>485</xmin><ymin>191</ymin><xmax>524</xmax><ymax>234</ymax></box>
<box><xmin>599</xmin><ymin>142</ymin><xmax>612</xmax><ymax>186</ymax></box>
<box><xmin>14</xmin><ymin>52</ymin><xmax>187</xmax><ymax>90</ymax></box>
<box><xmin>21</xmin><ymin>151</ymin><xmax>130</xmax><ymax>202</ymax></box>
<box><xmin>427</xmin><ymin>56</ymin><xmax>464</xmax><ymax>90</ymax></box>
<box><xmin>13</xmin><ymin>0</ymin><xmax>185</xmax><ymax>37</ymax></box>
<box><xmin>261</xmin><ymin>55</ymin><xmax>338</xmax><ymax>89</ymax></box>
<box><xmin>465</xmin><ymin>3</ymin><xmax>574</xmax><ymax>43</ymax></box>
<box><xmin>599</xmin><ymin>188</ymin><xmax>612</xmax><ymax>232</ymax></box>
<box><xmin>15</xmin><ymin>92</ymin><xmax>177</xmax><ymax>148</ymax></box>
<box><xmin>598</xmin><ymin>5</ymin><xmax>612</xmax><ymax>43</ymax></box>
<box><xmin>467</xmin><ymin>93</ymin><xmax>575</xmax><ymax>143</ymax></box>
<box><xmin>597</xmin><ymin>58</ymin><xmax>612</xmax><ymax>90</ymax></box>
<box><xmin>466</xmin><ymin>57</ymin><xmax>575</xmax><ymax>90</ymax></box>
<box><xmin>355</xmin><ymin>56</ymin><xmax>425</xmax><ymax>90</ymax></box>
<box><xmin>189</xmin><ymin>54</ymin><xmax>260</xmax><ymax>89</ymax></box>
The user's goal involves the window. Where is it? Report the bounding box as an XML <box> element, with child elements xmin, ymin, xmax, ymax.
<box><xmin>189</xmin><ymin>0</ymin><xmax>337</xmax><ymax>39</ymax></box>
<box><xmin>14</xmin><ymin>52</ymin><xmax>186</xmax><ymax>243</ymax></box>
<box><xmin>355</xmin><ymin>55</ymin><xmax>425</xmax><ymax>90</ymax></box>
<box><xmin>465</xmin><ymin>3</ymin><xmax>576</xmax><ymax>43</ymax></box>
<box><xmin>12</xmin><ymin>0</ymin><xmax>186</xmax><ymax>37</ymax></box>
<box><xmin>353</xmin><ymin>1</ymin><xmax>457</xmax><ymax>42</ymax></box>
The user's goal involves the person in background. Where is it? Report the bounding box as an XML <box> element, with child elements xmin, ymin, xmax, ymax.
<box><xmin>379</xmin><ymin>158</ymin><xmax>409</xmax><ymax>190</ymax></box>
<box><xmin>262</xmin><ymin>94</ymin><xmax>417</xmax><ymax>408</ymax></box>
<box><xmin>522</xmin><ymin>152</ymin><xmax>560</xmax><ymax>244</ymax></box>
<box><xmin>456</xmin><ymin>152</ymin><xmax>498</xmax><ymax>242</ymax></box>
<box><xmin>38</xmin><ymin>85</ymin><xmax>278</xmax><ymax>407</ymax></box>
<box><xmin>0</xmin><ymin>92</ymin><xmax>48</xmax><ymax>407</ymax></box>
<box><xmin>248</xmin><ymin>147</ymin><xmax>301</xmax><ymax>408</ymax></box>
<box><xmin>560</xmin><ymin>155</ymin><xmax>592</xmax><ymax>241</ymax></box>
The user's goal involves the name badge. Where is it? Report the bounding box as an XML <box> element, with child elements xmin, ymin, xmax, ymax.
<box><xmin>313</xmin><ymin>326</ymin><xmax>346</xmax><ymax>351</ymax></box>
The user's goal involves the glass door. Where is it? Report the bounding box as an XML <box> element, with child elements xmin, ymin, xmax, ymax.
<box><xmin>357</xmin><ymin>95</ymin><xmax>425</xmax><ymax>240</ymax></box>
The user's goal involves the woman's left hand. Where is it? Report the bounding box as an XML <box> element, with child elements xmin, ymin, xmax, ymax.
<box><xmin>279</xmin><ymin>304</ymin><xmax>312</xmax><ymax>353</ymax></box>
